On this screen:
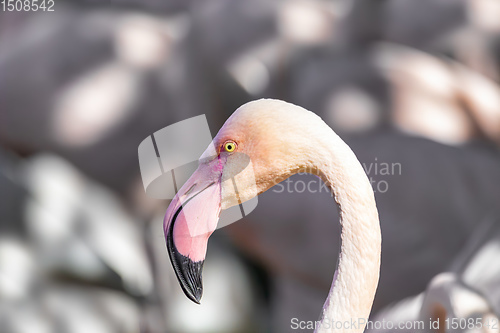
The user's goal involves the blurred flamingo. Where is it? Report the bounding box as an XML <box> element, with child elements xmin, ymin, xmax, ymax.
<box><xmin>368</xmin><ymin>215</ymin><xmax>500</xmax><ymax>333</ymax></box>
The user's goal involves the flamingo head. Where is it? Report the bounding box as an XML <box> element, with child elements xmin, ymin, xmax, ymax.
<box><xmin>164</xmin><ymin>99</ymin><xmax>320</xmax><ymax>303</ymax></box>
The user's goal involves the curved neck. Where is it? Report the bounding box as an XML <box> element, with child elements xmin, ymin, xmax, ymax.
<box><xmin>221</xmin><ymin>99</ymin><xmax>381</xmax><ymax>332</ymax></box>
<box><xmin>306</xmin><ymin>128</ymin><xmax>381</xmax><ymax>333</ymax></box>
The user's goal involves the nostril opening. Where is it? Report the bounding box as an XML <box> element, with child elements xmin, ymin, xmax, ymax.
<box><xmin>185</xmin><ymin>183</ymin><xmax>197</xmax><ymax>196</ymax></box>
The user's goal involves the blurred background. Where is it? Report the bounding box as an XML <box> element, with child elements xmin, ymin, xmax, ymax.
<box><xmin>1</xmin><ymin>0</ymin><xmax>500</xmax><ymax>332</ymax></box>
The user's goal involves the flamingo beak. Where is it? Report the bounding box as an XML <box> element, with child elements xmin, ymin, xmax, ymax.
<box><xmin>163</xmin><ymin>162</ymin><xmax>222</xmax><ymax>304</ymax></box>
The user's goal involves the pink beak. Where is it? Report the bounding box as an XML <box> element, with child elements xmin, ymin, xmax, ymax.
<box><xmin>164</xmin><ymin>157</ymin><xmax>224</xmax><ymax>304</ymax></box>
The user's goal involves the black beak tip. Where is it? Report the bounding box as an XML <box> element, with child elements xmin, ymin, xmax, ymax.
<box><xmin>166</xmin><ymin>219</ymin><xmax>205</xmax><ymax>305</ymax></box>
<box><xmin>182</xmin><ymin>280</ymin><xmax>203</xmax><ymax>305</ymax></box>
<box><xmin>191</xmin><ymin>286</ymin><xmax>203</xmax><ymax>304</ymax></box>
<box><xmin>171</xmin><ymin>250</ymin><xmax>205</xmax><ymax>305</ymax></box>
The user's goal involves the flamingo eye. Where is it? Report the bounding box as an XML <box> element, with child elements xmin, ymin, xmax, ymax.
<box><xmin>223</xmin><ymin>141</ymin><xmax>236</xmax><ymax>153</ymax></box>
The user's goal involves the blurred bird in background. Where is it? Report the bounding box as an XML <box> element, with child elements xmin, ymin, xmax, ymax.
<box><xmin>1</xmin><ymin>0</ymin><xmax>500</xmax><ymax>332</ymax></box>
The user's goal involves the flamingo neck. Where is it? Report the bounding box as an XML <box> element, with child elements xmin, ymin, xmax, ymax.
<box><xmin>308</xmin><ymin>129</ymin><xmax>381</xmax><ymax>333</ymax></box>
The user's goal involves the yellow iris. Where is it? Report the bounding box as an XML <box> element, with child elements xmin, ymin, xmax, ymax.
<box><xmin>223</xmin><ymin>141</ymin><xmax>236</xmax><ymax>152</ymax></box>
